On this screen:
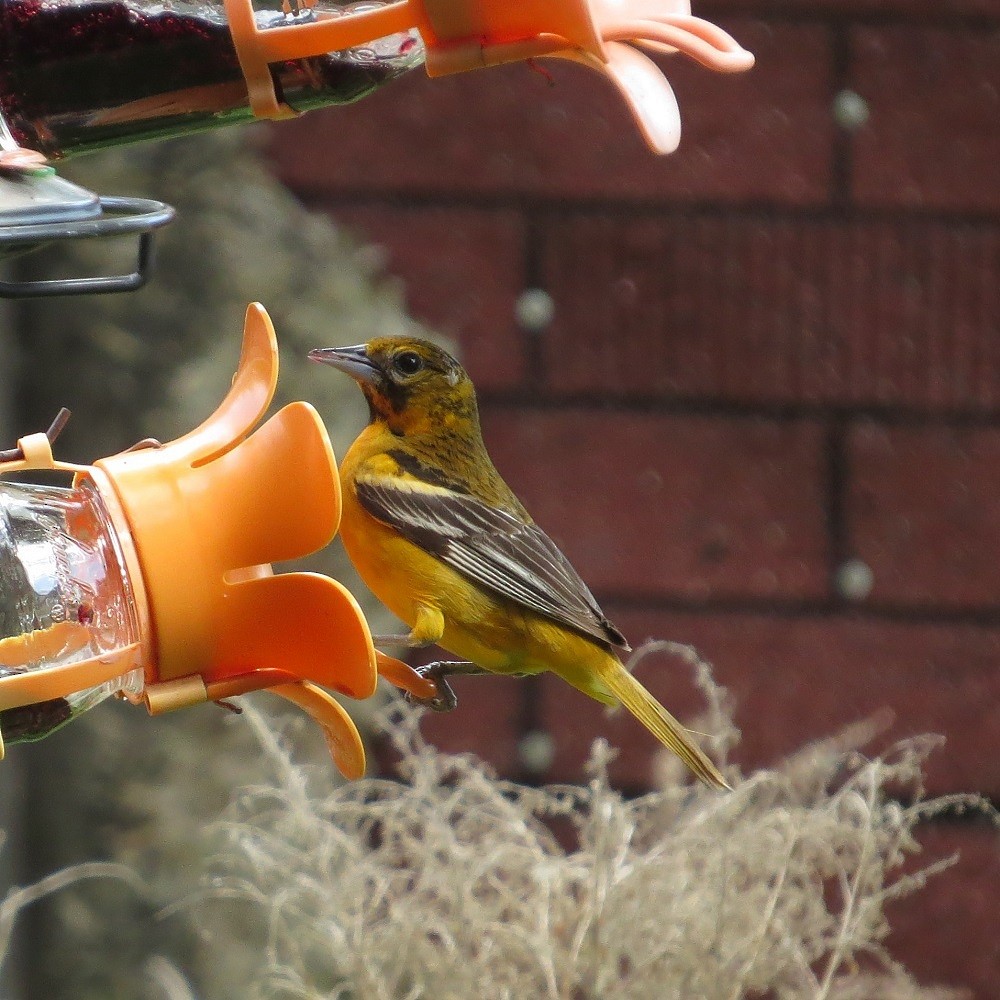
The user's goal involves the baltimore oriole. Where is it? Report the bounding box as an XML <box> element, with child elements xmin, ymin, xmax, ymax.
<box><xmin>309</xmin><ymin>338</ymin><xmax>728</xmax><ymax>789</ymax></box>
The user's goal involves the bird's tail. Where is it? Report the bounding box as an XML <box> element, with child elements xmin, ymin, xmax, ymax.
<box><xmin>596</xmin><ymin>657</ymin><xmax>730</xmax><ymax>790</ymax></box>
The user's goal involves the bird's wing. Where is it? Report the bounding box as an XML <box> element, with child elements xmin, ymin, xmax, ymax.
<box><xmin>355</xmin><ymin>476</ymin><xmax>630</xmax><ymax>651</ymax></box>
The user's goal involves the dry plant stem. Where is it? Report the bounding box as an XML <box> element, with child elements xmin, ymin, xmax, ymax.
<box><xmin>0</xmin><ymin>860</ymin><xmax>144</xmax><ymax>963</ymax></box>
<box><xmin>727</xmin><ymin>834</ymin><xmax>798</xmax><ymax>1000</ymax></box>
<box><xmin>146</xmin><ymin>956</ymin><xmax>201</xmax><ymax>1000</ymax></box>
<box><xmin>816</xmin><ymin>773</ymin><xmax>879</xmax><ymax>1000</ymax></box>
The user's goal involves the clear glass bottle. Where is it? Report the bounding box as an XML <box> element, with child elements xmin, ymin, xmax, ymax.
<box><xmin>0</xmin><ymin>477</ymin><xmax>143</xmax><ymax>743</ymax></box>
<box><xmin>0</xmin><ymin>0</ymin><xmax>423</xmax><ymax>158</ymax></box>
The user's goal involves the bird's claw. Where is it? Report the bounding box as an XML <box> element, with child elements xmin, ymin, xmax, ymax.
<box><xmin>403</xmin><ymin>661</ymin><xmax>458</xmax><ymax>712</ymax></box>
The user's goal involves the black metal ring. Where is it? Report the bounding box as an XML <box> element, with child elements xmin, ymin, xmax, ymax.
<box><xmin>0</xmin><ymin>195</ymin><xmax>175</xmax><ymax>297</ymax></box>
<box><xmin>0</xmin><ymin>195</ymin><xmax>174</xmax><ymax>244</ymax></box>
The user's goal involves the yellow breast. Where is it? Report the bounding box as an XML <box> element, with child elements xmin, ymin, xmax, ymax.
<box><xmin>337</xmin><ymin>427</ymin><xmax>587</xmax><ymax>679</ymax></box>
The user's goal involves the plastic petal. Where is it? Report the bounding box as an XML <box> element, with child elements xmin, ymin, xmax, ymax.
<box><xmin>271</xmin><ymin>682</ymin><xmax>367</xmax><ymax>780</ymax></box>
<box><xmin>557</xmin><ymin>42</ymin><xmax>681</xmax><ymax>154</ymax></box>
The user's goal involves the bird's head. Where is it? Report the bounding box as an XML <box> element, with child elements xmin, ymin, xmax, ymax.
<box><xmin>309</xmin><ymin>337</ymin><xmax>478</xmax><ymax>436</ymax></box>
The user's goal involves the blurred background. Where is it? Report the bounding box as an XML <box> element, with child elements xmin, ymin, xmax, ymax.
<box><xmin>267</xmin><ymin>2</ymin><xmax>1000</xmax><ymax>994</ymax></box>
<box><xmin>0</xmin><ymin>0</ymin><xmax>998</xmax><ymax>997</ymax></box>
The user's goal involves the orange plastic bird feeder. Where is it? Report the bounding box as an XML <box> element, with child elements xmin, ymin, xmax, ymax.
<box><xmin>227</xmin><ymin>0</ymin><xmax>754</xmax><ymax>153</ymax></box>
<box><xmin>0</xmin><ymin>304</ymin><xmax>382</xmax><ymax>778</ymax></box>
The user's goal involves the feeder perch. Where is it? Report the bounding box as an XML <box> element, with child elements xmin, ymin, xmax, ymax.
<box><xmin>0</xmin><ymin>159</ymin><xmax>174</xmax><ymax>298</ymax></box>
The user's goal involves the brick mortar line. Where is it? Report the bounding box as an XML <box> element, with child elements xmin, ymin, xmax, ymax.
<box><xmin>511</xmin><ymin>216</ymin><xmax>549</xmax><ymax>769</ymax></box>
<box><xmin>478</xmin><ymin>393</ymin><xmax>1000</xmax><ymax>428</ymax></box>
<box><xmin>597</xmin><ymin>593</ymin><xmax>1000</xmax><ymax>627</ymax></box>
<box><xmin>300</xmin><ymin>192</ymin><xmax>1000</xmax><ymax>230</ymax></box>
<box><xmin>522</xmin><ymin>209</ymin><xmax>547</xmax><ymax>390</ymax></box>
<box><xmin>829</xmin><ymin>22</ymin><xmax>853</xmax><ymax>207</ymax></box>
<box><xmin>823</xmin><ymin>418</ymin><xmax>850</xmax><ymax>590</ymax></box>
<box><xmin>696</xmin><ymin>4</ymin><xmax>1000</xmax><ymax>30</ymax></box>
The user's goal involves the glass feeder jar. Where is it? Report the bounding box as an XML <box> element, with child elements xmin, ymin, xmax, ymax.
<box><xmin>0</xmin><ymin>475</ymin><xmax>143</xmax><ymax>743</ymax></box>
<box><xmin>0</xmin><ymin>0</ymin><xmax>424</xmax><ymax>158</ymax></box>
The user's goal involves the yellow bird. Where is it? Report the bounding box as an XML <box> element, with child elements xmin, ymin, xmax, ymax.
<box><xmin>309</xmin><ymin>338</ymin><xmax>728</xmax><ymax>789</ymax></box>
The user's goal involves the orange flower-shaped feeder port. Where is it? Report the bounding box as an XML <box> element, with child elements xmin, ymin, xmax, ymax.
<box><xmin>0</xmin><ymin>304</ymin><xmax>433</xmax><ymax>777</ymax></box>
<box><xmin>418</xmin><ymin>0</ymin><xmax>755</xmax><ymax>153</ymax></box>
<box><xmin>226</xmin><ymin>0</ymin><xmax>753</xmax><ymax>153</ymax></box>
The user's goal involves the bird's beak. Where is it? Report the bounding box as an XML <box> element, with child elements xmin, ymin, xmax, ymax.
<box><xmin>308</xmin><ymin>345</ymin><xmax>381</xmax><ymax>388</ymax></box>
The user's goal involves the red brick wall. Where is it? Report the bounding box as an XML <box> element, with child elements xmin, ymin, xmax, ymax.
<box><xmin>268</xmin><ymin>4</ymin><xmax>1000</xmax><ymax>995</ymax></box>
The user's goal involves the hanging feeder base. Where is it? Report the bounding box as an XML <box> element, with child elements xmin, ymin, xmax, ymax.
<box><xmin>0</xmin><ymin>169</ymin><xmax>174</xmax><ymax>297</ymax></box>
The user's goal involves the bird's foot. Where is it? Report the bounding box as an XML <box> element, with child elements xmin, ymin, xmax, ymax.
<box><xmin>404</xmin><ymin>662</ymin><xmax>458</xmax><ymax>712</ymax></box>
<box><xmin>403</xmin><ymin>660</ymin><xmax>484</xmax><ymax>713</ymax></box>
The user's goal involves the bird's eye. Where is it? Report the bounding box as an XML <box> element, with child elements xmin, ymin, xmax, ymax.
<box><xmin>393</xmin><ymin>351</ymin><xmax>424</xmax><ymax>376</ymax></box>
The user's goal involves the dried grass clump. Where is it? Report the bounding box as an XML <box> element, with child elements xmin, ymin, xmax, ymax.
<box><xmin>200</xmin><ymin>649</ymin><xmax>984</xmax><ymax>1000</ymax></box>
